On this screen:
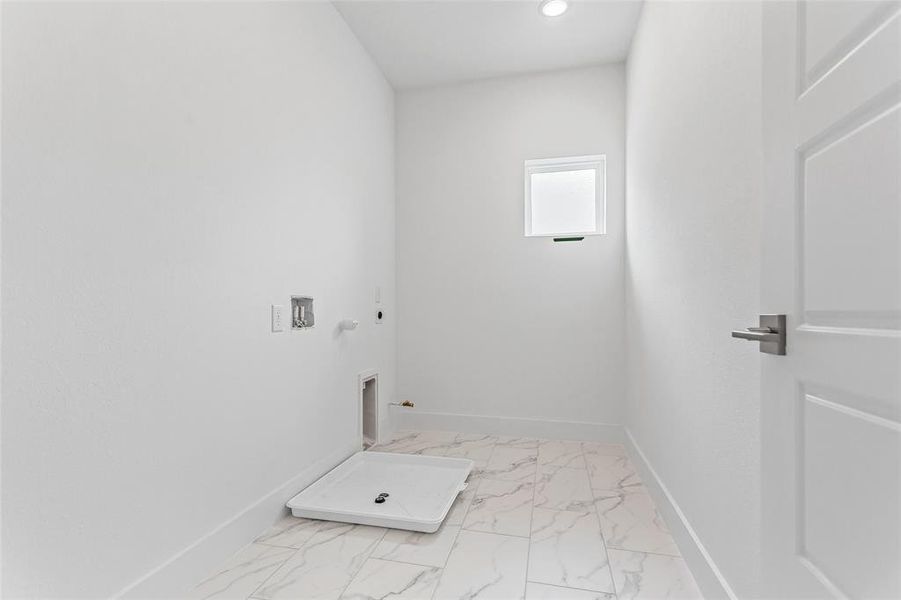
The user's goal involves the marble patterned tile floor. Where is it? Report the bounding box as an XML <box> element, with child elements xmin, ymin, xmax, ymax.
<box><xmin>191</xmin><ymin>431</ymin><xmax>702</xmax><ymax>600</ymax></box>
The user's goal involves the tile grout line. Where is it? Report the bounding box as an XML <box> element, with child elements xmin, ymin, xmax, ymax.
<box><xmin>527</xmin><ymin>443</ymin><xmax>620</xmax><ymax>599</ymax></box>
<box><xmin>384</xmin><ymin>431</ymin><xmax>457</xmax><ymax>600</ymax></box>
<box><xmin>240</xmin><ymin>519</ymin><xmax>336</xmax><ymax>600</ymax></box>
<box><xmin>334</xmin><ymin>526</ymin><xmax>389</xmax><ymax>600</ymax></box>
<box><xmin>243</xmin><ymin>545</ymin><xmax>301</xmax><ymax>600</ymax></box>
<box><xmin>244</xmin><ymin>520</ymin><xmax>349</xmax><ymax>600</ymax></box>
<box><xmin>380</xmin><ymin>431</ymin><xmax>447</xmax><ymax>600</ymax></box>
<box><xmin>531</xmin><ymin>580</ymin><xmax>620</xmax><ymax>598</ymax></box>
<box><xmin>522</xmin><ymin>440</ymin><xmax>540</xmax><ymax>599</ymax></box>
<box><xmin>588</xmin><ymin>454</ymin><xmax>684</xmax><ymax>566</ymax></box>
<box><xmin>606</xmin><ymin>546</ymin><xmax>684</xmax><ymax>560</ymax></box>
<box><xmin>430</xmin><ymin>440</ymin><xmax>488</xmax><ymax>600</ymax></box>
<box><xmin>460</xmin><ymin>459</ymin><xmax>537</xmax><ymax>538</ymax></box>
<box><xmin>366</xmin><ymin>554</ymin><xmax>449</xmax><ymax>571</ymax></box>
<box><xmin>451</xmin><ymin>527</ymin><xmax>535</xmax><ymax>542</ymax></box>
<box><xmin>584</xmin><ymin>442</ymin><xmax>620</xmax><ymax>600</ymax></box>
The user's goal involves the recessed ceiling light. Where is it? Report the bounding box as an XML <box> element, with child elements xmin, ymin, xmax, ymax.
<box><xmin>539</xmin><ymin>0</ymin><xmax>568</xmax><ymax>17</ymax></box>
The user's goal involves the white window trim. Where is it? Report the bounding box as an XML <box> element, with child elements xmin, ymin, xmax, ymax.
<box><xmin>524</xmin><ymin>154</ymin><xmax>606</xmax><ymax>237</ymax></box>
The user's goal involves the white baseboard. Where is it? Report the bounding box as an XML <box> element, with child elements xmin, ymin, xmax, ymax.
<box><xmin>394</xmin><ymin>408</ymin><xmax>626</xmax><ymax>443</ymax></box>
<box><xmin>114</xmin><ymin>442</ymin><xmax>360</xmax><ymax>599</ymax></box>
<box><xmin>623</xmin><ymin>428</ymin><xmax>737</xmax><ymax>600</ymax></box>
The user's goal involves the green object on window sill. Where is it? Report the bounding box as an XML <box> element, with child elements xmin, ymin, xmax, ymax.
<box><xmin>553</xmin><ymin>236</ymin><xmax>584</xmax><ymax>242</ymax></box>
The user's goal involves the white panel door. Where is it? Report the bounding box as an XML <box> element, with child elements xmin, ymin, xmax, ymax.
<box><xmin>761</xmin><ymin>1</ymin><xmax>901</xmax><ymax>598</ymax></box>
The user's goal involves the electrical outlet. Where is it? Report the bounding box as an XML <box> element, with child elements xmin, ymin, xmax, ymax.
<box><xmin>271</xmin><ymin>304</ymin><xmax>286</xmax><ymax>332</ymax></box>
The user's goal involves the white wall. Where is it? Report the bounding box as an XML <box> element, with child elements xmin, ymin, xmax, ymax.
<box><xmin>396</xmin><ymin>65</ymin><xmax>625</xmax><ymax>431</ymax></box>
<box><xmin>625</xmin><ymin>2</ymin><xmax>762</xmax><ymax>597</ymax></box>
<box><xmin>1</xmin><ymin>3</ymin><xmax>395</xmax><ymax>597</ymax></box>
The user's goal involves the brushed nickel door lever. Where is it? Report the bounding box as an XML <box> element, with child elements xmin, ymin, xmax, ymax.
<box><xmin>732</xmin><ymin>314</ymin><xmax>786</xmax><ymax>355</ymax></box>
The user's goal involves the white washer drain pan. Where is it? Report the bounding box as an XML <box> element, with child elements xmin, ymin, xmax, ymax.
<box><xmin>287</xmin><ymin>451</ymin><xmax>473</xmax><ymax>533</ymax></box>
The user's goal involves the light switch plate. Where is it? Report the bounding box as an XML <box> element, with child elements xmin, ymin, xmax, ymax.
<box><xmin>271</xmin><ymin>304</ymin><xmax>286</xmax><ymax>332</ymax></box>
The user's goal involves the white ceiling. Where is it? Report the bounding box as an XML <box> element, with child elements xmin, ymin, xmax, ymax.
<box><xmin>334</xmin><ymin>1</ymin><xmax>644</xmax><ymax>89</ymax></box>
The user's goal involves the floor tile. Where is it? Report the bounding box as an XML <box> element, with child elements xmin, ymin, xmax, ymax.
<box><xmin>370</xmin><ymin>431</ymin><xmax>424</xmax><ymax>453</ymax></box>
<box><xmin>371</xmin><ymin>524</ymin><xmax>461</xmax><ymax>567</ymax></box>
<box><xmin>483</xmin><ymin>447</ymin><xmax>538</xmax><ymax>482</ymax></box>
<box><xmin>432</xmin><ymin>530</ymin><xmax>529</xmax><ymax>600</ymax></box>
<box><xmin>467</xmin><ymin>460</ymin><xmax>490</xmax><ymax>481</ymax></box>
<box><xmin>253</xmin><ymin>523</ymin><xmax>386</xmax><ymax>600</ymax></box>
<box><xmin>538</xmin><ymin>440</ymin><xmax>586</xmax><ymax>469</ymax></box>
<box><xmin>444</xmin><ymin>485</ymin><xmax>476</xmax><ymax>527</ymax></box>
<box><xmin>463</xmin><ymin>478</ymin><xmax>535</xmax><ymax>537</ymax></box>
<box><xmin>191</xmin><ymin>543</ymin><xmax>294</xmax><ymax>600</ymax></box>
<box><xmin>534</xmin><ymin>466</ymin><xmax>594</xmax><ymax>512</ymax></box>
<box><xmin>254</xmin><ymin>514</ymin><xmax>324</xmax><ymax>549</ymax></box>
<box><xmin>414</xmin><ymin>430</ymin><xmax>460</xmax><ymax>455</ymax></box>
<box><xmin>495</xmin><ymin>435</ymin><xmax>540</xmax><ymax>450</ymax></box>
<box><xmin>584</xmin><ymin>453</ymin><xmax>642</xmax><ymax>492</ymax></box>
<box><xmin>582</xmin><ymin>442</ymin><xmax>627</xmax><ymax>457</ymax></box>
<box><xmin>340</xmin><ymin>558</ymin><xmax>441</xmax><ymax>600</ymax></box>
<box><xmin>525</xmin><ymin>582</ymin><xmax>616</xmax><ymax>600</ymax></box>
<box><xmin>528</xmin><ymin>508</ymin><xmax>615</xmax><ymax>594</ymax></box>
<box><xmin>373</xmin><ymin>430</ymin><xmax>456</xmax><ymax>456</ymax></box>
<box><xmin>607</xmin><ymin>549</ymin><xmax>702</xmax><ymax>599</ymax></box>
<box><xmin>444</xmin><ymin>433</ymin><xmax>497</xmax><ymax>461</ymax></box>
<box><xmin>594</xmin><ymin>489</ymin><xmax>679</xmax><ymax>556</ymax></box>
<box><xmin>197</xmin><ymin>430</ymin><xmax>700</xmax><ymax>600</ymax></box>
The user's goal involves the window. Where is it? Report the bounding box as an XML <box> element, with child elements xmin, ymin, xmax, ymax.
<box><xmin>524</xmin><ymin>155</ymin><xmax>606</xmax><ymax>237</ymax></box>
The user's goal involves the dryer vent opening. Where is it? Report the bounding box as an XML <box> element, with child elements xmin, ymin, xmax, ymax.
<box><xmin>361</xmin><ymin>374</ymin><xmax>378</xmax><ymax>449</ymax></box>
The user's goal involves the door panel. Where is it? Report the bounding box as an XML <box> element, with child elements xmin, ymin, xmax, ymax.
<box><xmin>801</xmin><ymin>1</ymin><xmax>900</xmax><ymax>92</ymax></box>
<box><xmin>762</xmin><ymin>1</ymin><xmax>901</xmax><ymax>598</ymax></box>
<box><xmin>801</xmin><ymin>389</ymin><xmax>900</xmax><ymax>599</ymax></box>
<box><xmin>802</xmin><ymin>101</ymin><xmax>900</xmax><ymax>327</ymax></box>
